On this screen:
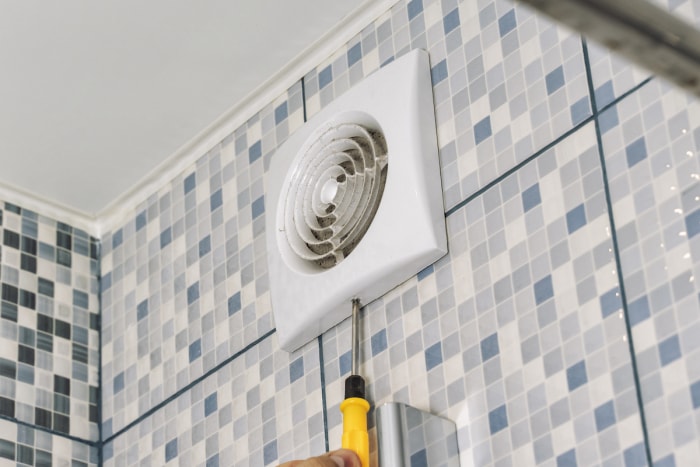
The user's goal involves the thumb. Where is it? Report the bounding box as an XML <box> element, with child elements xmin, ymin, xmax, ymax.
<box><xmin>326</xmin><ymin>449</ymin><xmax>361</xmax><ymax>467</ymax></box>
<box><xmin>277</xmin><ymin>449</ymin><xmax>362</xmax><ymax>467</ymax></box>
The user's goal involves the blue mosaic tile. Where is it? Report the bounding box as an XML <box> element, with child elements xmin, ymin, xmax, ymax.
<box><xmin>189</xmin><ymin>339</ymin><xmax>202</xmax><ymax>362</ymax></box>
<box><xmin>371</xmin><ymin>329</ymin><xmax>387</xmax><ymax>356</ymax></box>
<box><xmin>595</xmin><ymin>80</ymin><xmax>616</xmax><ymax>109</ymax></box>
<box><xmin>263</xmin><ymin>441</ymin><xmax>277</xmax><ymax>464</ymax></box>
<box><xmin>319</xmin><ymin>65</ymin><xmax>333</xmax><ymax>89</ymax></box>
<box><xmin>416</xmin><ymin>264</ymin><xmax>434</xmax><ymax>280</ymax></box>
<box><xmin>249</xmin><ymin>140</ymin><xmax>262</xmax><ymax>163</ymax></box>
<box><xmin>430</xmin><ymin>59</ymin><xmax>448</xmax><ymax>85</ymax></box>
<box><xmin>691</xmin><ymin>380</ymin><xmax>700</xmax><ymax>409</ymax></box>
<box><xmin>227</xmin><ymin>292</ymin><xmax>241</xmax><ymax>315</ymax></box>
<box><xmin>473</xmin><ymin>116</ymin><xmax>492</xmax><ymax>145</ymax></box>
<box><xmin>274</xmin><ymin>102</ymin><xmax>288</xmax><ymax>125</ymax></box>
<box><xmin>290</xmin><ymin>356</ymin><xmax>304</xmax><ymax>383</ymax></box>
<box><xmin>165</xmin><ymin>438</ymin><xmax>178</xmax><ymax>462</ymax></box>
<box><xmin>498</xmin><ymin>9</ymin><xmax>516</xmax><ymax>37</ymax></box>
<box><xmin>113</xmin><ymin>373</ymin><xmax>124</xmax><ymax>393</ymax></box>
<box><xmin>594</xmin><ymin>400</ymin><xmax>616</xmax><ymax>431</ymax></box>
<box><xmin>600</xmin><ymin>287</ymin><xmax>622</xmax><ymax>318</ymax></box>
<box><xmin>443</xmin><ymin>9</ymin><xmax>460</xmax><ymax>35</ymax></box>
<box><xmin>556</xmin><ymin>448</ymin><xmax>577</xmax><ymax>467</ymax></box>
<box><xmin>210</xmin><ymin>188</ymin><xmax>223</xmax><ymax>211</ymax></box>
<box><xmin>628</xmin><ymin>296</ymin><xmax>651</xmax><ymax>326</ymax></box>
<box><xmin>534</xmin><ymin>275</ymin><xmax>554</xmax><ymax>305</ymax></box>
<box><xmin>252</xmin><ymin>196</ymin><xmax>265</xmax><ymax>219</ymax></box>
<box><xmin>685</xmin><ymin>208</ymin><xmax>700</xmax><ymax>238</ymax></box>
<box><xmin>545</xmin><ymin>66</ymin><xmax>565</xmax><ymax>95</ymax></box>
<box><xmin>658</xmin><ymin>334</ymin><xmax>681</xmax><ymax>366</ymax></box>
<box><xmin>488</xmin><ymin>404</ymin><xmax>508</xmax><ymax>434</ymax></box>
<box><xmin>654</xmin><ymin>454</ymin><xmax>676</xmax><ymax>467</ymax></box>
<box><xmin>347</xmin><ymin>43</ymin><xmax>362</xmax><ymax>68</ymax></box>
<box><xmin>625</xmin><ymin>137</ymin><xmax>648</xmax><ymax>168</ymax></box>
<box><xmin>599</xmin><ymin>106</ymin><xmax>619</xmax><ymax>134</ymax></box>
<box><xmin>566</xmin><ymin>360</ymin><xmax>587</xmax><ymax>391</ymax></box>
<box><xmin>624</xmin><ymin>443</ymin><xmax>648</xmax><ymax>467</ymax></box>
<box><xmin>160</xmin><ymin>227</ymin><xmax>172</xmax><ymax>248</ymax></box>
<box><xmin>111</xmin><ymin>229</ymin><xmax>123</xmax><ymax>249</ymax></box>
<box><xmin>424</xmin><ymin>342</ymin><xmax>443</xmax><ymax>371</ymax></box>
<box><xmin>184</xmin><ymin>172</ymin><xmax>196</xmax><ymax>194</ymax></box>
<box><xmin>566</xmin><ymin>204</ymin><xmax>587</xmax><ymax>233</ymax></box>
<box><xmin>187</xmin><ymin>282</ymin><xmax>199</xmax><ymax>304</ymax></box>
<box><xmin>204</xmin><ymin>392</ymin><xmax>217</xmax><ymax>417</ymax></box>
<box><xmin>407</xmin><ymin>0</ymin><xmax>423</xmax><ymax>20</ymax></box>
<box><xmin>522</xmin><ymin>183</ymin><xmax>542</xmax><ymax>212</ymax></box>
<box><xmin>480</xmin><ymin>333</ymin><xmax>499</xmax><ymax>361</ymax></box>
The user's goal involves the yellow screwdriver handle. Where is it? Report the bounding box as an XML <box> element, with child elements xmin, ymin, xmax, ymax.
<box><xmin>340</xmin><ymin>397</ymin><xmax>370</xmax><ymax>467</ymax></box>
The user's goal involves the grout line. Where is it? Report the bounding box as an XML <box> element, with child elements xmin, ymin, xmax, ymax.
<box><xmin>318</xmin><ymin>335</ymin><xmax>330</xmax><ymax>452</ymax></box>
<box><xmin>0</xmin><ymin>414</ymin><xmax>99</xmax><ymax>448</ymax></box>
<box><xmin>96</xmin><ymin>239</ymin><xmax>104</xmax><ymax>466</ymax></box>
<box><xmin>102</xmin><ymin>328</ymin><xmax>276</xmax><ymax>446</ymax></box>
<box><xmin>581</xmin><ymin>37</ymin><xmax>654</xmax><ymax>465</ymax></box>
<box><xmin>301</xmin><ymin>77</ymin><xmax>308</xmax><ymax>123</ymax></box>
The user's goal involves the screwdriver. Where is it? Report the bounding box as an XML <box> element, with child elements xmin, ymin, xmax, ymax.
<box><xmin>340</xmin><ymin>299</ymin><xmax>370</xmax><ymax>467</ymax></box>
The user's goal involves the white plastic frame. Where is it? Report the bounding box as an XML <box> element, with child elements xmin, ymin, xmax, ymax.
<box><xmin>266</xmin><ymin>49</ymin><xmax>447</xmax><ymax>352</ymax></box>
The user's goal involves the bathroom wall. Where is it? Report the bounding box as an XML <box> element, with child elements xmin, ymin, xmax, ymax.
<box><xmin>0</xmin><ymin>203</ymin><xmax>100</xmax><ymax>465</ymax></box>
<box><xmin>89</xmin><ymin>0</ymin><xmax>700</xmax><ymax>465</ymax></box>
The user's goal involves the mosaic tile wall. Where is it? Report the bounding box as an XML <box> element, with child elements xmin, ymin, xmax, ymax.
<box><xmin>97</xmin><ymin>0</ymin><xmax>699</xmax><ymax>465</ymax></box>
<box><xmin>0</xmin><ymin>202</ymin><xmax>100</xmax><ymax>465</ymax></box>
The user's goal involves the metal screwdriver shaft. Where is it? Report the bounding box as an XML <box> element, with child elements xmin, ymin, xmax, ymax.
<box><xmin>341</xmin><ymin>299</ymin><xmax>370</xmax><ymax>467</ymax></box>
<box><xmin>351</xmin><ymin>298</ymin><xmax>360</xmax><ymax>376</ymax></box>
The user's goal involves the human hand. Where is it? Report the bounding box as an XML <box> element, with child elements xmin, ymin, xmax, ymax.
<box><xmin>277</xmin><ymin>448</ymin><xmax>361</xmax><ymax>467</ymax></box>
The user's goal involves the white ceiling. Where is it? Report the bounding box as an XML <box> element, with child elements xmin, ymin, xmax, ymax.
<box><xmin>0</xmin><ymin>1</ymin><xmax>370</xmax><ymax>220</ymax></box>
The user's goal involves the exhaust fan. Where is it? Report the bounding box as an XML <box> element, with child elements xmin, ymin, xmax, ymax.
<box><xmin>266</xmin><ymin>49</ymin><xmax>446</xmax><ymax>352</ymax></box>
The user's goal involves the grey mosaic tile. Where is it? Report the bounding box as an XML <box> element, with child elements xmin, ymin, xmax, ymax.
<box><xmin>303</xmin><ymin>0</ymin><xmax>591</xmax><ymax>212</ymax></box>
<box><xmin>321</xmin><ymin>123</ymin><xmax>648</xmax><ymax>466</ymax></box>
<box><xmin>100</xmin><ymin>83</ymin><xmax>304</xmax><ymax>435</ymax></box>
<box><xmin>601</xmin><ymin>79</ymin><xmax>700</xmax><ymax>465</ymax></box>
<box><xmin>102</xmin><ymin>332</ymin><xmax>324</xmax><ymax>466</ymax></box>
<box><xmin>0</xmin><ymin>202</ymin><xmax>100</xmax><ymax>442</ymax></box>
<box><xmin>0</xmin><ymin>419</ymin><xmax>98</xmax><ymax>466</ymax></box>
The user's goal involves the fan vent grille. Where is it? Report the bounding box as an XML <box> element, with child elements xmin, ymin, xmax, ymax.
<box><xmin>282</xmin><ymin>122</ymin><xmax>388</xmax><ymax>269</ymax></box>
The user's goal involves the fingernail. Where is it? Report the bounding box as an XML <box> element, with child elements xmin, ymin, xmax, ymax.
<box><xmin>329</xmin><ymin>455</ymin><xmax>346</xmax><ymax>467</ymax></box>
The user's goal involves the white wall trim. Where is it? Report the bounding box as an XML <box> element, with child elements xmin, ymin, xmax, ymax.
<box><xmin>0</xmin><ymin>180</ymin><xmax>99</xmax><ymax>236</ymax></box>
<box><xmin>96</xmin><ymin>0</ymin><xmax>400</xmax><ymax>236</ymax></box>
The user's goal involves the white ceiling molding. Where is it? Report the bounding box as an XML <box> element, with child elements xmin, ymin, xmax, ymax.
<box><xmin>0</xmin><ymin>179</ymin><xmax>100</xmax><ymax>236</ymax></box>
